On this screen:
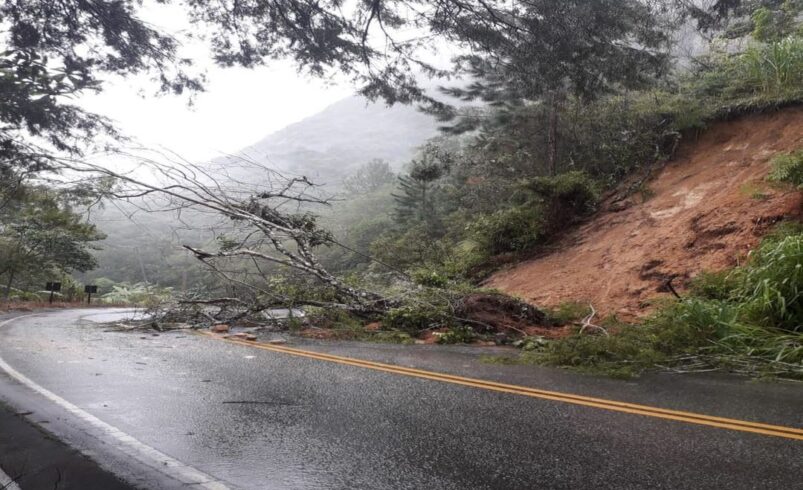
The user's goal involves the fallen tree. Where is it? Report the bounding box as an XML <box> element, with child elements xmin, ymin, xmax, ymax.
<box><xmin>55</xmin><ymin>152</ymin><xmax>555</xmax><ymax>339</ymax></box>
<box><xmin>56</xmin><ymin>151</ymin><xmax>396</xmax><ymax>316</ymax></box>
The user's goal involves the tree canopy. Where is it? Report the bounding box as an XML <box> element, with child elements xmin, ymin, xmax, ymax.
<box><xmin>0</xmin><ymin>0</ymin><xmax>682</xmax><ymax>176</ymax></box>
<box><xmin>343</xmin><ymin>159</ymin><xmax>396</xmax><ymax>194</ymax></box>
<box><xmin>0</xmin><ymin>0</ymin><xmax>202</xmax><ymax>175</ymax></box>
<box><xmin>3</xmin><ymin>0</ymin><xmax>775</xmax><ymax>178</ymax></box>
<box><xmin>0</xmin><ymin>186</ymin><xmax>105</xmax><ymax>298</ymax></box>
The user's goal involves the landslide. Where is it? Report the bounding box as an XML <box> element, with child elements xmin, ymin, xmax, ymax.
<box><xmin>487</xmin><ymin>108</ymin><xmax>803</xmax><ymax>319</ymax></box>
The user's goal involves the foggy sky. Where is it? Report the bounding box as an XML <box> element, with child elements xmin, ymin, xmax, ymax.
<box><xmin>76</xmin><ymin>2</ymin><xmax>354</xmax><ymax>162</ymax></box>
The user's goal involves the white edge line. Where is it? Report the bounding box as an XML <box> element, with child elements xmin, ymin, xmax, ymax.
<box><xmin>0</xmin><ymin>466</ymin><xmax>22</xmax><ymax>490</ymax></box>
<box><xmin>0</xmin><ymin>314</ymin><xmax>229</xmax><ymax>490</ymax></box>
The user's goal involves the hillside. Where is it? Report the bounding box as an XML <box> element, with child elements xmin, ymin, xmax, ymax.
<box><xmin>487</xmin><ymin>108</ymin><xmax>803</xmax><ymax>318</ymax></box>
<box><xmin>214</xmin><ymin>95</ymin><xmax>439</xmax><ymax>184</ymax></box>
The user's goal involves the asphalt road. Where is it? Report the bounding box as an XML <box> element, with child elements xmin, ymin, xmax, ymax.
<box><xmin>0</xmin><ymin>308</ymin><xmax>801</xmax><ymax>489</ymax></box>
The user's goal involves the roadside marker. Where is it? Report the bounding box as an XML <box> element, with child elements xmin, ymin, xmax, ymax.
<box><xmin>200</xmin><ymin>331</ymin><xmax>803</xmax><ymax>441</ymax></box>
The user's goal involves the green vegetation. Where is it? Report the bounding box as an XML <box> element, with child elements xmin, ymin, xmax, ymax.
<box><xmin>465</xmin><ymin>172</ymin><xmax>601</xmax><ymax>258</ymax></box>
<box><xmin>0</xmin><ymin>186</ymin><xmax>105</xmax><ymax>300</ymax></box>
<box><xmin>768</xmin><ymin>149</ymin><xmax>803</xmax><ymax>187</ymax></box>
<box><xmin>299</xmin><ymin>307</ymin><xmax>418</xmax><ymax>344</ymax></box>
<box><xmin>739</xmin><ymin>182</ymin><xmax>771</xmax><ymax>200</ymax></box>
<box><xmin>383</xmin><ymin>304</ymin><xmax>452</xmax><ymax>334</ymax></box>
<box><xmin>304</xmin><ymin>5</ymin><xmax>803</xmax><ymax>358</ymax></box>
<box><xmin>544</xmin><ymin>302</ymin><xmax>593</xmax><ymax>326</ymax></box>
<box><xmin>98</xmin><ymin>282</ymin><xmax>174</xmax><ymax>307</ymax></box>
<box><xmin>688</xmin><ymin>271</ymin><xmax>739</xmax><ymax>301</ymax></box>
<box><xmin>437</xmin><ymin>326</ymin><xmax>478</xmax><ymax>345</ymax></box>
<box><xmin>470</xmin><ymin>206</ymin><xmax>545</xmax><ymax>256</ymax></box>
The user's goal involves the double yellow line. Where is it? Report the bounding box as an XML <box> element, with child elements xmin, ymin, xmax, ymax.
<box><xmin>200</xmin><ymin>332</ymin><xmax>803</xmax><ymax>441</ymax></box>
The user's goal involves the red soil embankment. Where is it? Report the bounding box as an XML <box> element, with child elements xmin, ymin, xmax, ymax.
<box><xmin>487</xmin><ymin>108</ymin><xmax>803</xmax><ymax>319</ymax></box>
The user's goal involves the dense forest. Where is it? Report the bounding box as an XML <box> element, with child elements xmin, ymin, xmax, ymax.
<box><xmin>1</xmin><ymin>0</ymin><xmax>802</xmax><ymax>377</ymax></box>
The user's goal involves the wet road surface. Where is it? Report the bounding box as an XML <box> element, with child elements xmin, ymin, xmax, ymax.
<box><xmin>0</xmin><ymin>309</ymin><xmax>801</xmax><ymax>489</ymax></box>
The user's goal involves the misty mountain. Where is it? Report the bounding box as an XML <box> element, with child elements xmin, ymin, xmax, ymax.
<box><xmin>215</xmin><ymin>95</ymin><xmax>440</xmax><ymax>184</ymax></box>
<box><xmin>84</xmin><ymin>95</ymin><xmax>439</xmax><ymax>285</ymax></box>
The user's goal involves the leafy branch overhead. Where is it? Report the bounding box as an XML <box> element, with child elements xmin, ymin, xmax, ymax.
<box><xmin>0</xmin><ymin>0</ymin><xmax>710</xmax><ymax>176</ymax></box>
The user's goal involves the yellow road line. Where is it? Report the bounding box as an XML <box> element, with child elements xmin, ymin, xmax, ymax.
<box><xmin>198</xmin><ymin>331</ymin><xmax>803</xmax><ymax>441</ymax></box>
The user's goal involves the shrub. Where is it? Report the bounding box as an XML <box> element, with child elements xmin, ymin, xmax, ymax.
<box><xmin>305</xmin><ymin>307</ymin><xmax>363</xmax><ymax>330</ymax></box>
<box><xmin>524</xmin><ymin>171</ymin><xmax>601</xmax><ymax>233</ymax></box>
<box><xmin>729</xmin><ymin>37</ymin><xmax>803</xmax><ymax>97</ymax></box>
<box><xmin>526</xmin><ymin>171</ymin><xmax>600</xmax><ymax>216</ymax></box>
<box><xmin>6</xmin><ymin>289</ymin><xmax>44</xmax><ymax>302</ymax></box>
<box><xmin>100</xmin><ymin>282</ymin><xmax>173</xmax><ymax>305</ymax></box>
<box><xmin>688</xmin><ymin>271</ymin><xmax>738</xmax><ymax>301</ymax></box>
<box><xmin>437</xmin><ymin>325</ymin><xmax>478</xmax><ymax>344</ymax></box>
<box><xmin>369</xmin><ymin>224</ymin><xmax>451</xmax><ymax>270</ymax></box>
<box><xmin>411</xmin><ymin>268</ymin><xmax>450</xmax><ymax>288</ymax></box>
<box><xmin>530</xmin><ymin>299</ymin><xmax>734</xmax><ymax>377</ymax></box>
<box><xmin>463</xmin><ymin>172</ymin><xmax>599</xmax><ymax>257</ymax></box>
<box><xmin>513</xmin><ymin>335</ymin><xmax>548</xmax><ymax>351</ymax></box>
<box><xmin>441</xmin><ymin>239</ymin><xmax>490</xmax><ymax>277</ymax></box>
<box><xmin>519</xmin><ymin>226</ymin><xmax>803</xmax><ymax>378</ymax></box>
<box><xmin>768</xmin><ymin>149</ymin><xmax>803</xmax><ymax>188</ymax></box>
<box><xmin>371</xmin><ymin>331</ymin><xmax>414</xmax><ymax>344</ymax></box>
<box><xmin>544</xmin><ymin>301</ymin><xmax>592</xmax><ymax>325</ymax></box>
<box><xmin>383</xmin><ymin>304</ymin><xmax>451</xmax><ymax>333</ymax></box>
<box><xmin>646</xmin><ymin>298</ymin><xmax>736</xmax><ymax>345</ymax></box>
<box><xmin>469</xmin><ymin>205</ymin><xmax>544</xmax><ymax>255</ymax></box>
<box><xmin>533</xmin><ymin>324</ymin><xmax>663</xmax><ymax>378</ymax></box>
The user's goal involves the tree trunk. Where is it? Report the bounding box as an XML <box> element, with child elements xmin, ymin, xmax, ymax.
<box><xmin>547</xmin><ymin>93</ymin><xmax>559</xmax><ymax>176</ymax></box>
<box><xmin>3</xmin><ymin>269</ymin><xmax>15</xmax><ymax>301</ymax></box>
<box><xmin>421</xmin><ymin>183</ymin><xmax>427</xmax><ymax>223</ymax></box>
<box><xmin>135</xmin><ymin>247</ymin><xmax>149</xmax><ymax>283</ymax></box>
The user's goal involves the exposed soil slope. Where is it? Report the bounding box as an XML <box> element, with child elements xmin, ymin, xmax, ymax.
<box><xmin>487</xmin><ymin>108</ymin><xmax>803</xmax><ymax>319</ymax></box>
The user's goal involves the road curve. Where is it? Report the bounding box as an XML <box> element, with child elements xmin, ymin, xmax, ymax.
<box><xmin>0</xmin><ymin>309</ymin><xmax>801</xmax><ymax>489</ymax></box>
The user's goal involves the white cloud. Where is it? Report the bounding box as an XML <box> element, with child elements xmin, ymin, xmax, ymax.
<box><xmin>79</xmin><ymin>62</ymin><xmax>353</xmax><ymax>162</ymax></box>
<box><xmin>76</xmin><ymin>1</ymin><xmax>353</xmax><ymax>162</ymax></box>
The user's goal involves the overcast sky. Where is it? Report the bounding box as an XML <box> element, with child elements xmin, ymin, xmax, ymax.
<box><xmin>77</xmin><ymin>2</ymin><xmax>355</xmax><ymax>163</ymax></box>
<box><xmin>79</xmin><ymin>61</ymin><xmax>354</xmax><ymax>163</ymax></box>
<box><xmin>75</xmin><ymin>1</ymin><xmax>457</xmax><ymax>165</ymax></box>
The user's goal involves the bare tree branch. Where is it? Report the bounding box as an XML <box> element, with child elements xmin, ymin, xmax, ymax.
<box><xmin>52</xmin><ymin>152</ymin><xmax>394</xmax><ymax>313</ymax></box>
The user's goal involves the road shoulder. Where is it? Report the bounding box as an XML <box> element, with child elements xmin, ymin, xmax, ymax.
<box><xmin>0</xmin><ymin>400</ymin><xmax>134</xmax><ymax>490</ymax></box>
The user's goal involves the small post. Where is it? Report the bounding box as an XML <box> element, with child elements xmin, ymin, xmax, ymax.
<box><xmin>46</xmin><ymin>282</ymin><xmax>61</xmax><ymax>304</ymax></box>
<box><xmin>84</xmin><ymin>285</ymin><xmax>97</xmax><ymax>304</ymax></box>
